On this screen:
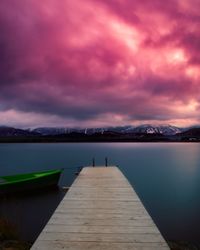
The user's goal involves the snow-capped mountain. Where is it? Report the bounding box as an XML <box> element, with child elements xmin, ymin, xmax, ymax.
<box><xmin>32</xmin><ymin>124</ymin><xmax>183</xmax><ymax>136</ymax></box>
<box><xmin>131</xmin><ymin>124</ymin><xmax>183</xmax><ymax>135</ymax></box>
<box><xmin>0</xmin><ymin>126</ymin><xmax>39</xmax><ymax>136</ymax></box>
<box><xmin>31</xmin><ymin>126</ymin><xmax>129</xmax><ymax>135</ymax></box>
<box><xmin>104</xmin><ymin>125</ymin><xmax>183</xmax><ymax>135</ymax></box>
<box><xmin>0</xmin><ymin>124</ymin><xmax>197</xmax><ymax>139</ymax></box>
<box><xmin>32</xmin><ymin>127</ymin><xmax>72</xmax><ymax>135</ymax></box>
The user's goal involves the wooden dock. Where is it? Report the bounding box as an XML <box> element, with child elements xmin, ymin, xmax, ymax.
<box><xmin>31</xmin><ymin>166</ymin><xmax>170</xmax><ymax>250</ymax></box>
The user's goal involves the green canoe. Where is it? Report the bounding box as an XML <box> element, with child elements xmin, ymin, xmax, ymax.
<box><xmin>0</xmin><ymin>169</ymin><xmax>63</xmax><ymax>194</ymax></box>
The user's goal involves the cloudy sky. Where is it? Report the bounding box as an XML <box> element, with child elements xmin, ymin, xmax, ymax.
<box><xmin>0</xmin><ymin>0</ymin><xmax>200</xmax><ymax>128</ymax></box>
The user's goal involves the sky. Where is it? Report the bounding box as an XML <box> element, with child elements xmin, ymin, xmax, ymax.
<box><xmin>0</xmin><ymin>0</ymin><xmax>200</xmax><ymax>128</ymax></box>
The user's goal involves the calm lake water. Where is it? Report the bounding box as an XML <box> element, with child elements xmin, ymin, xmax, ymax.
<box><xmin>0</xmin><ymin>142</ymin><xmax>200</xmax><ymax>244</ymax></box>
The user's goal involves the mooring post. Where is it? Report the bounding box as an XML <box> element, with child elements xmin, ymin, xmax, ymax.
<box><xmin>92</xmin><ymin>157</ymin><xmax>95</xmax><ymax>167</ymax></box>
<box><xmin>105</xmin><ymin>157</ymin><xmax>108</xmax><ymax>167</ymax></box>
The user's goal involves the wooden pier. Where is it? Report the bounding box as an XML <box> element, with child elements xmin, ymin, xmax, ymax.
<box><xmin>31</xmin><ymin>166</ymin><xmax>169</xmax><ymax>250</ymax></box>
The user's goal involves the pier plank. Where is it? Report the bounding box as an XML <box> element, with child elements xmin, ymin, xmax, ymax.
<box><xmin>32</xmin><ymin>241</ymin><xmax>169</xmax><ymax>250</ymax></box>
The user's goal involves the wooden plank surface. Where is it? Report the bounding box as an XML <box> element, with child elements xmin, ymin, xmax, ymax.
<box><xmin>31</xmin><ymin>166</ymin><xmax>170</xmax><ymax>250</ymax></box>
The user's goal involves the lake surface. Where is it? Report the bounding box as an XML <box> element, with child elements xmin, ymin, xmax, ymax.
<box><xmin>0</xmin><ymin>143</ymin><xmax>200</xmax><ymax>244</ymax></box>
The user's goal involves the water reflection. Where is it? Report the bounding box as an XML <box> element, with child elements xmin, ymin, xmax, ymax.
<box><xmin>0</xmin><ymin>188</ymin><xmax>65</xmax><ymax>242</ymax></box>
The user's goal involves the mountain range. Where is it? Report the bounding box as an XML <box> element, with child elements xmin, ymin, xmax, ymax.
<box><xmin>0</xmin><ymin>124</ymin><xmax>197</xmax><ymax>136</ymax></box>
<box><xmin>31</xmin><ymin>124</ymin><xmax>188</xmax><ymax>136</ymax></box>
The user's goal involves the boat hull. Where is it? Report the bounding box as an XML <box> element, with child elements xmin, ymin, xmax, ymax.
<box><xmin>0</xmin><ymin>170</ymin><xmax>62</xmax><ymax>195</ymax></box>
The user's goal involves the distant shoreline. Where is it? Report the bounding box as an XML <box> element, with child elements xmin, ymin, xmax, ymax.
<box><xmin>0</xmin><ymin>137</ymin><xmax>199</xmax><ymax>143</ymax></box>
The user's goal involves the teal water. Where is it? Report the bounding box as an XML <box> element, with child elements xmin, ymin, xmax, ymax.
<box><xmin>0</xmin><ymin>143</ymin><xmax>200</xmax><ymax>243</ymax></box>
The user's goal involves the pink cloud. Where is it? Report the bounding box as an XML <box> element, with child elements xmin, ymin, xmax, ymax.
<box><xmin>0</xmin><ymin>0</ymin><xmax>200</xmax><ymax>127</ymax></box>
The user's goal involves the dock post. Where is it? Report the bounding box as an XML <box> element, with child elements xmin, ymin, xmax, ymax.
<box><xmin>92</xmin><ymin>157</ymin><xmax>95</xmax><ymax>167</ymax></box>
<box><xmin>105</xmin><ymin>157</ymin><xmax>108</xmax><ymax>167</ymax></box>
